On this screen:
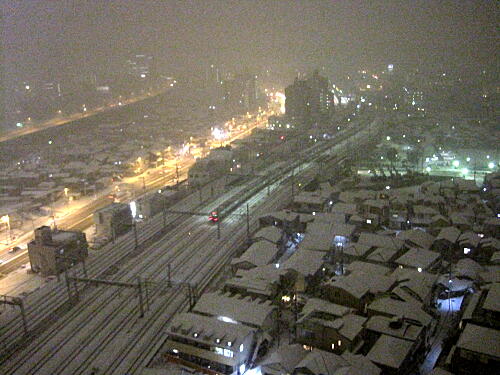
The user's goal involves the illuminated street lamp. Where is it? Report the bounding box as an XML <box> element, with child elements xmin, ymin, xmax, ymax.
<box><xmin>462</xmin><ymin>168</ymin><xmax>469</xmax><ymax>175</ymax></box>
<box><xmin>488</xmin><ymin>162</ymin><xmax>495</xmax><ymax>169</ymax></box>
<box><xmin>452</xmin><ymin>160</ymin><xmax>460</xmax><ymax>168</ymax></box>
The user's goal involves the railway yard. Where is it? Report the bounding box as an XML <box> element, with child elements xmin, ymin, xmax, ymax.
<box><xmin>0</xmin><ymin>118</ymin><xmax>380</xmax><ymax>374</ymax></box>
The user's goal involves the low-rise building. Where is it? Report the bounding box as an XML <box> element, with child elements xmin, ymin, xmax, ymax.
<box><xmin>297</xmin><ymin>308</ymin><xmax>366</xmax><ymax>354</ymax></box>
<box><xmin>433</xmin><ymin>226</ymin><xmax>461</xmax><ymax>254</ymax></box>
<box><xmin>460</xmin><ymin>283</ymin><xmax>500</xmax><ymax>330</ymax></box>
<box><xmin>397</xmin><ymin>229</ymin><xmax>435</xmax><ymax>250</ymax></box>
<box><xmin>366</xmin><ymin>334</ymin><xmax>418</xmax><ymax>374</ymax></box>
<box><xmin>164</xmin><ymin>312</ymin><xmax>256</xmax><ymax>375</ymax></box>
<box><xmin>27</xmin><ymin>226</ymin><xmax>88</xmax><ymax>276</ymax></box>
<box><xmin>231</xmin><ymin>240</ymin><xmax>280</xmax><ymax>270</ymax></box>
<box><xmin>293</xmin><ymin>191</ymin><xmax>329</xmax><ymax>214</ymax></box>
<box><xmin>394</xmin><ymin>248</ymin><xmax>441</xmax><ymax>272</ymax></box>
<box><xmin>449</xmin><ymin>323</ymin><xmax>500</xmax><ymax>375</ymax></box>
<box><xmin>192</xmin><ymin>291</ymin><xmax>276</xmax><ymax>331</ymax></box>
<box><xmin>93</xmin><ymin>202</ymin><xmax>133</xmax><ymax>239</ymax></box>
<box><xmin>322</xmin><ymin>267</ymin><xmax>395</xmax><ymax>311</ymax></box>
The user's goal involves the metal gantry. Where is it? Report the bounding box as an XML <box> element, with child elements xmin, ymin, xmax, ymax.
<box><xmin>64</xmin><ymin>274</ymin><xmax>147</xmax><ymax>318</ymax></box>
<box><xmin>1</xmin><ymin>295</ymin><xmax>28</xmax><ymax>336</ymax></box>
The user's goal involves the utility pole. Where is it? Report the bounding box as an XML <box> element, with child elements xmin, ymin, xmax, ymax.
<box><xmin>167</xmin><ymin>263</ymin><xmax>172</xmax><ymax>287</ymax></box>
<box><xmin>162</xmin><ymin>199</ymin><xmax>167</xmax><ymax>229</ymax></box>
<box><xmin>473</xmin><ymin>158</ymin><xmax>477</xmax><ymax>183</ymax></box>
<box><xmin>217</xmin><ymin>211</ymin><xmax>221</xmax><ymax>239</ymax></box>
<box><xmin>133</xmin><ymin>221</ymin><xmax>138</xmax><ymax>249</ymax></box>
<box><xmin>294</xmin><ymin>287</ymin><xmax>298</xmax><ymax>341</ymax></box>
<box><xmin>246</xmin><ymin>203</ymin><xmax>250</xmax><ymax>242</ymax></box>
<box><xmin>175</xmin><ymin>164</ymin><xmax>180</xmax><ymax>188</ymax></box>
<box><xmin>137</xmin><ymin>276</ymin><xmax>144</xmax><ymax>318</ymax></box>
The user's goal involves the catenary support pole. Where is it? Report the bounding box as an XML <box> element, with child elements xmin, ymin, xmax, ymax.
<box><xmin>137</xmin><ymin>276</ymin><xmax>144</xmax><ymax>318</ymax></box>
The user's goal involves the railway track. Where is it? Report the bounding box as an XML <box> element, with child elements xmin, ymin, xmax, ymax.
<box><xmin>0</xmin><ymin>158</ymin><xmax>295</xmax><ymax>370</ymax></box>
<box><xmin>0</xmin><ymin>118</ymin><xmax>382</xmax><ymax>374</ymax></box>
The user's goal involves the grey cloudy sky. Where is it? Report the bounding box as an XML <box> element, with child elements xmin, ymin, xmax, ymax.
<box><xmin>2</xmin><ymin>0</ymin><xmax>498</xmax><ymax>84</ymax></box>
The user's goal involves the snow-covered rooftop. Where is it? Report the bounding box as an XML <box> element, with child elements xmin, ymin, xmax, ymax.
<box><xmin>347</xmin><ymin>260</ymin><xmax>391</xmax><ymax>276</ymax></box>
<box><xmin>367</xmin><ymin>247</ymin><xmax>400</xmax><ymax>263</ymax></box>
<box><xmin>193</xmin><ymin>291</ymin><xmax>275</xmax><ymax>328</ymax></box>
<box><xmin>283</xmin><ymin>249</ymin><xmax>325</xmax><ymax>277</ymax></box>
<box><xmin>456</xmin><ymin>323</ymin><xmax>500</xmax><ymax>358</ymax></box>
<box><xmin>167</xmin><ymin>312</ymin><xmax>253</xmax><ymax>349</ymax></box>
<box><xmin>397</xmin><ymin>229</ymin><xmax>435</xmax><ymax>249</ymax></box>
<box><xmin>435</xmin><ymin>226</ymin><xmax>461</xmax><ymax>243</ymax></box>
<box><xmin>368</xmin><ymin>297</ymin><xmax>432</xmax><ymax>326</ymax></box>
<box><xmin>331</xmin><ymin>202</ymin><xmax>358</xmax><ymax>216</ymax></box>
<box><xmin>365</xmin><ymin>315</ymin><xmax>424</xmax><ymax>342</ymax></box>
<box><xmin>224</xmin><ymin>276</ymin><xmax>275</xmax><ymax>297</ymax></box>
<box><xmin>343</xmin><ymin>243</ymin><xmax>372</xmax><ymax>257</ymax></box>
<box><xmin>367</xmin><ymin>334</ymin><xmax>414</xmax><ymax>369</ymax></box>
<box><xmin>298</xmin><ymin>298</ymin><xmax>354</xmax><ymax>322</ymax></box>
<box><xmin>395</xmin><ymin>248</ymin><xmax>440</xmax><ymax>270</ymax></box>
<box><xmin>357</xmin><ymin>232</ymin><xmax>403</xmax><ymax>250</ymax></box>
<box><xmin>254</xmin><ymin>226</ymin><xmax>282</xmax><ymax>243</ymax></box>
<box><xmin>482</xmin><ymin>282</ymin><xmax>500</xmax><ymax>313</ymax></box>
<box><xmin>231</xmin><ymin>240</ymin><xmax>279</xmax><ymax>268</ymax></box>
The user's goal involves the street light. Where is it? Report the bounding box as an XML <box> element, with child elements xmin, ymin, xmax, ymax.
<box><xmin>452</xmin><ymin>160</ymin><xmax>460</xmax><ymax>168</ymax></box>
<box><xmin>488</xmin><ymin>162</ymin><xmax>495</xmax><ymax>169</ymax></box>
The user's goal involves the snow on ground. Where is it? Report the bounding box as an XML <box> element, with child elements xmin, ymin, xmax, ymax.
<box><xmin>0</xmin><ymin>264</ymin><xmax>47</xmax><ymax>297</ymax></box>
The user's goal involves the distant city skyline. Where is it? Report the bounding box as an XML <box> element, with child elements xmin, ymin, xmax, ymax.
<box><xmin>2</xmin><ymin>0</ymin><xmax>498</xmax><ymax>88</ymax></box>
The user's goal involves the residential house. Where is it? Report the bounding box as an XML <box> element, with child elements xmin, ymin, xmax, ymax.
<box><xmin>322</xmin><ymin>265</ymin><xmax>395</xmax><ymax>312</ymax></box>
<box><xmin>433</xmin><ymin>227</ymin><xmax>461</xmax><ymax>255</ymax></box>
<box><xmin>192</xmin><ymin>291</ymin><xmax>276</xmax><ymax>331</ymax></box>
<box><xmin>483</xmin><ymin>217</ymin><xmax>500</xmax><ymax>238</ymax></box>
<box><xmin>397</xmin><ymin>229</ymin><xmax>435</xmax><ymax>250</ymax></box>
<box><xmin>293</xmin><ymin>191</ymin><xmax>329</xmax><ymax>214</ymax></box>
<box><xmin>293</xmin><ymin>349</ymin><xmax>380</xmax><ymax>375</ymax></box>
<box><xmin>231</xmin><ymin>240</ymin><xmax>280</xmax><ymax>270</ymax></box>
<box><xmin>164</xmin><ymin>312</ymin><xmax>256</xmax><ymax>375</ymax></box>
<box><xmin>394</xmin><ymin>248</ymin><xmax>441</xmax><ymax>272</ymax></box>
<box><xmin>366</xmin><ymin>334</ymin><xmax>419</xmax><ymax>375</ymax></box>
<box><xmin>282</xmin><ymin>249</ymin><xmax>327</xmax><ymax>292</ymax></box>
<box><xmin>449</xmin><ymin>323</ymin><xmax>500</xmax><ymax>375</ymax></box>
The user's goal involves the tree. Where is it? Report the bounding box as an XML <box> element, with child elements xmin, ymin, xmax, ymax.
<box><xmin>386</xmin><ymin>147</ymin><xmax>398</xmax><ymax>170</ymax></box>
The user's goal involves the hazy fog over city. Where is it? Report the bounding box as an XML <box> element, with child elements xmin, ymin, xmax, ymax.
<box><xmin>0</xmin><ymin>2</ymin><xmax>498</xmax><ymax>375</ymax></box>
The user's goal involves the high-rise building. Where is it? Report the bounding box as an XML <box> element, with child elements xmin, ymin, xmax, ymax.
<box><xmin>285</xmin><ymin>70</ymin><xmax>333</xmax><ymax>125</ymax></box>
<box><xmin>285</xmin><ymin>77</ymin><xmax>312</xmax><ymax>121</ymax></box>
<box><xmin>207</xmin><ymin>64</ymin><xmax>221</xmax><ymax>88</ymax></box>
<box><xmin>126</xmin><ymin>54</ymin><xmax>154</xmax><ymax>79</ymax></box>
<box><xmin>222</xmin><ymin>73</ymin><xmax>258</xmax><ymax>115</ymax></box>
<box><xmin>307</xmin><ymin>70</ymin><xmax>333</xmax><ymax>118</ymax></box>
